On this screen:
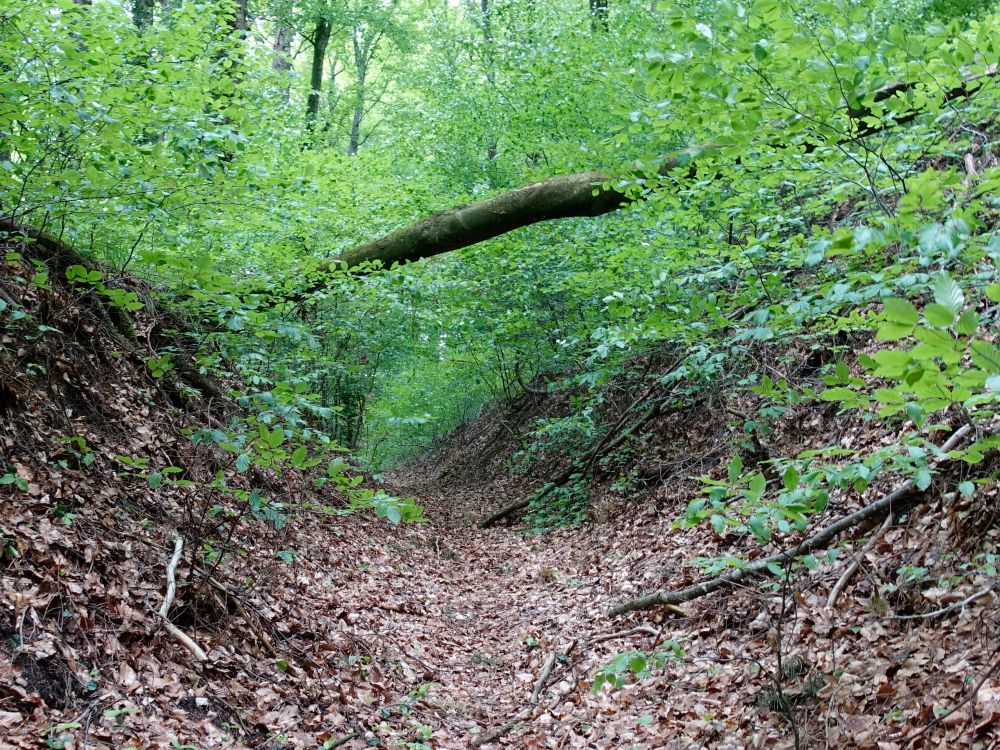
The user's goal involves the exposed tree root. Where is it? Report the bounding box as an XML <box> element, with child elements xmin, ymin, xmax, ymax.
<box><xmin>1</xmin><ymin>219</ymin><xmax>231</xmax><ymax>412</ymax></box>
<box><xmin>611</xmin><ymin>425</ymin><xmax>975</xmax><ymax>616</ymax></box>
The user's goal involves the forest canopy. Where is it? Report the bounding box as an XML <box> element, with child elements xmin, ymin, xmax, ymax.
<box><xmin>3</xmin><ymin>0</ymin><xmax>996</xmax><ymax>468</ymax></box>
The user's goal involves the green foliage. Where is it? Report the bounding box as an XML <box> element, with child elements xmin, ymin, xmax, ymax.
<box><xmin>528</xmin><ymin>476</ymin><xmax>590</xmax><ymax>530</ymax></box>
<box><xmin>822</xmin><ymin>275</ymin><xmax>999</xmax><ymax>427</ymax></box>
<box><xmin>0</xmin><ymin>471</ymin><xmax>28</xmax><ymax>492</ymax></box>
<box><xmin>1</xmin><ymin>0</ymin><xmax>996</xmax><ymax>585</ymax></box>
<box><xmin>592</xmin><ymin>639</ymin><xmax>686</xmax><ymax>692</ymax></box>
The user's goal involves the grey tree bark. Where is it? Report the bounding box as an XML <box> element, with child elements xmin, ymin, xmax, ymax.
<box><xmin>272</xmin><ymin>25</ymin><xmax>294</xmax><ymax>103</ymax></box>
<box><xmin>133</xmin><ymin>0</ymin><xmax>154</xmax><ymax>28</ymax></box>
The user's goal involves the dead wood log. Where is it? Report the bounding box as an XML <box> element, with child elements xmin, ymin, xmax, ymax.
<box><xmin>826</xmin><ymin>512</ymin><xmax>894</xmax><ymax>609</ymax></box>
<box><xmin>610</xmin><ymin>425</ymin><xmax>975</xmax><ymax>616</ymax></box>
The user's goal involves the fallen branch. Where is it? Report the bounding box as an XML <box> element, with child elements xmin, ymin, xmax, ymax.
<box><xmin>470</xmin><ymin>710</ymin><xmax>531</xmax><ymax>748</ymax></box>
<box><xmin>826</xmin><ymin>512</ymin><xmax>894</xmax><ymax>609</ymax></box>
<box><xmin>479</xmin><ymin>385</ymin><xmax>681</xmax><ymax>528</ymax></box>
<box><xmin>891</xmin><ymin>577</ymin><xmax>1000</xmax><ymax>621</ymax></box>
<box><xmin>158</xmin><ymin>536</ymin><xmax>208</xmax><ymax>662</ymax></box>
<box><xmin>588</xmin><ymin>625</ymin><xmax>661</xmax><ymax>646</ymax></box>
<box><xmin>611</xmin><ymin>425</ymin><xmax>973</xmax><ymax>616</ymax></box>
<box><xmin>530</xmin><ymin>652</ymin><xmax>557</xmax><ymax>705</ymax></box>
<box><xmin>471</xmin><ymin>641</ymin><xmax>579</xmax><ymax>747</ymax></box>
<box><xmin>326</xmin><ymin>732</ymin><xmax>362</xmax><ymax>748</ymax></box>
<box><xmin>902</xmin><ymin>652</ymin><xmax>1000</xmax><ymax>746</ymax></box>
<box><xmin>204</xmin><ymin>575</ymin><xmax>279</xmax><ymax>657</ymax></box>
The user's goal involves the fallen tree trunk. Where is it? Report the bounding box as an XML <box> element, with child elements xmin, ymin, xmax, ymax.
<box><xmin>609</xmin><ymin>425</ymin><xmax>974</xmax><ymax>616</ymax></box>
<box><xmin>338</xmin><ymin>167</ymin><xmax>654</xmax><ymax>269</ymax></box>
<box><xmin>305</xmin><ymin>65</ymin><xmax>996</xmax><ymax>281</ymax></box>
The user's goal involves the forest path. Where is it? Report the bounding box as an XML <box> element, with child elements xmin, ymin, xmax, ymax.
<box><xmin>349</xmin><ymin>518</ymin><xmax>623</xmax><ymax>748</ymax></box>
<box><xmin>342</xmin><ymin>473</ymin><xmax>685</xmax><ymax>750</ymax></box>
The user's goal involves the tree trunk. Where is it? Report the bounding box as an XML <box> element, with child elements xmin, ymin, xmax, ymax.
<box><xmin>133</xmin><ymin>0</ymin><xmax>154</xmax><ymax>28</ymax></box>
<box><xmin>229</xmin><ymin>0</ymin><xmax>248</xmax><ymax>34</ymax></box>
<box><xmin>272</xmin><ymin>25</ymin><xmax>293</xmax><ymax>103</ymax></box>
<box><xmin>347</xmin><ymin>29</ymin><xmax>369</xmax><ymax>156</ymax></box>
<box><xmin>307</xmin><ymin>19</ymin><xmax>333</xmax><ymax>130</ymax></box>
<box><xmin>336</xmin><ymin>162</ymin><xmax>677</xmax><ymax>268</ymax></box>
<box><xmin>589</xmin><ymin>0</ymin><xmax>608</xmax><ymax>30</ymax></box>
<box><xmin>347</xmin><ymin>87</ymin><xmax>364</xmax><ymax>155</ymax></box>
<box><xmin>481</xmin><ymin>0</ymin><xmax>498</xmax><ymax>165</ymax></box>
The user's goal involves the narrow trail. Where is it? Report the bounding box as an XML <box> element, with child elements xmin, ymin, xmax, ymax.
<box><xmin>336</xmin><ymin>471</ymin><xmax>715</xmax><ymax>750</ymax></box>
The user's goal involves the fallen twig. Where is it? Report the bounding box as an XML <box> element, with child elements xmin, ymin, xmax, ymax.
<box><xmin>611</xmin><ymin>425</ymin><xmax>973</xmax><ymax>616</ymax></box>
<box><xmin>472</xmin><ymin>641</ymin><xmax>579</xmax><ymax>747</ymax></box>
<box><xmin>891</xmin><ymin>578</ymin><xmax>999</xmax><ymax>620</ymax></box>
<box><xmin>530</xmin><ymin>652</ymin><xmax>557</xmax><ymax>705</ymax></box>
<box><xmin>158</xmin><ymin>536</ymin><xmax>208</xmax><ymax>662</ymax></box>
<box><xmin>326</xmin><ymin>731</ymin><xmax>361</xmax><ymax>748</ymax></box>
<box><xmin>588</xmin><ymin>625</ymin><xmax>661</xmax><ymax>645</ymax></box>
<box><xmin>826</xmin><ymin>513</ymin><xmax>894</xmax><ymax>609</ymax></box>
<box><xmin>902</xmin><ymin>653</ymin><xmax>1000</xmax><ymax>746</ymax></box>
<box><xmin>470</xmin><ymin>710</ymin><xmax>530</xmax><ymax>748</ymax></box>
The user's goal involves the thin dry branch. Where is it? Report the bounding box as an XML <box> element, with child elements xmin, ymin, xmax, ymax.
<box><xmin>479</xmin><ymin>384</ymin><xmax>681</xmax><ymax>528</ymax></box>
<box><xmin>158</xmin><ymin>536</ymin><xmax>208</xmax><ymax>662</ymax></box>
<box><xmin>902</xmin><ymin>653</ymin><xmax>1000</xmax><ymax>746</ymax></box>
<box><xmin>588</xmin><ymin>625</ymin><xmax>661</xmax><ymax>646</ymax></box>
<box><xmin>530</xmin><ymin>652</ymin><xmax>557</xmax><ymax>705</ymax></box>
<box><xmin>891</xmin><ymin>578</ymin><xmax>1000</xmax><ymax>621</ymax></box>
<box><xmin>826</xmin><ymin>512</ymin><xmax>894</xmax><ymax>609</ymax></box>
<box><xmin>611</xmin><ymin>425</ymin><xmax>973</xmax><ymax>616</ymax></box>
<box><xmin>469</xmin><ymin>710</ymin><xmax>531</xmax><ymax>748</ymax></box>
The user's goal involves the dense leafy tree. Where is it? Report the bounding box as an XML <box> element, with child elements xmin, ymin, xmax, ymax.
<box><xmin>1</xmin><ymin>0</ymin><xmax>997</xmax><ymax>471</ymax></box>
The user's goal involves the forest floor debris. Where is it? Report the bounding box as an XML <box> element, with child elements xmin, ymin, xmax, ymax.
<box><xmin>2</xmin><ymin>236</ymin><xmax>998</xmax><ymax>750</ymax></box>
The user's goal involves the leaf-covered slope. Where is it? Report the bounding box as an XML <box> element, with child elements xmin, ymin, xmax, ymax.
<box><xmin>1</xmin><ymin>220</ymin><xmax>999</xmax><ymax>749</ymax></box>
<box><xmin>0</xmin><ymin>232</ymin><xmax>444</xmax><ymax>748</ymax></box>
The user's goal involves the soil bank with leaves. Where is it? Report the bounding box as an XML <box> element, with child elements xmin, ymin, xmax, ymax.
<box><xmin>1</xmin><ymin>205</ymin><xmax>999</xmax><ymax>749</ymax></box>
